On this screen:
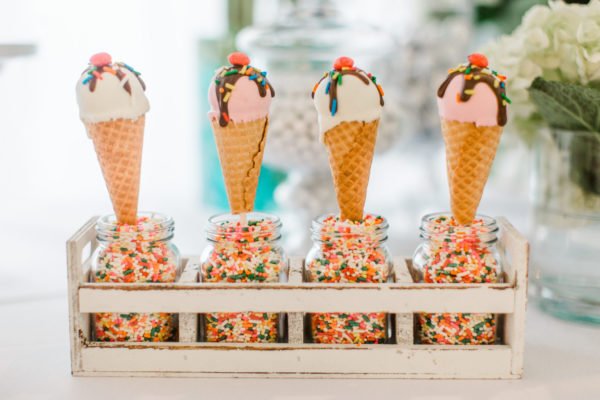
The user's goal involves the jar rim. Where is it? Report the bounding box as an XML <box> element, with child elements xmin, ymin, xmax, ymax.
<box><xmin>420</xmin><ymin>212</ymin><xmax>497</xmax><ymax>228</ymax></box>
<box><xmin>311</xmin><ymin>213</ymin><xmax>389</xmax><ymax>243</ymax></box>
<box><xmin>96</xmin><ymin>212</ymin><xmax>175</xmax><ymax>241</ymax></box>
<box><xmin>419</xmin><ymin>212</ymin><xmax>498</xmax><ymax>243</ymax></box>
<box><xmin>207</xmin><ymin>212</ymin><xmax>281</xmax><ymax>227</ymax></box>
<box><xmin>205</xmin><ymin>212</ymin><xmax>282</xmax><ymax>242</ymax></box>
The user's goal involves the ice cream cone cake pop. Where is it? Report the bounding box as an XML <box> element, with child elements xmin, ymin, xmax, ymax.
<box><xmin>76</xmin><ymin>52</ymin><xmax>149</xmax><ymax>224</ymax></box>
<box><xmin>208</xmin><ymin>52</ymin><xmax>275</xmax><ymax>218</ymax></box>
<box><xmin>312</xmin><ymin>56</ymin><xmax>384</xmax><ymax>221</ymax></box>
<box><xmin>307</xmin><ymin>58</ymin><xmax>389</xmax><ymax>344</ymax></box>
<box><xmin>437</xmin><ymin>53</ymin><xmax>510</xmax><ymax>225</ymax></box>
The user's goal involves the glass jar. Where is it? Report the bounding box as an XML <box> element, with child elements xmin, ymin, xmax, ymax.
<box><xmin>200</xmin><ymin>212</ymin><xmax>286</xmax><ymax>343</ymax></box>
<box><xmin>91</xmin><ymin>212</ymin><xmax>180</xmax><ymax>342</ymax></box>
<box><xmin>413</xmin><ymin>213</ymin><xmax>501</xmax><ymax>345</ymax></box>
<box><xmin>305</xmin><ymin>214</ymin><xmax>391</xmax><ymax>344</ymax></box>
<box><xmin>532</xmin><ymin>128</ymin><xmax>600</xmax><ymax>324</ymax></box>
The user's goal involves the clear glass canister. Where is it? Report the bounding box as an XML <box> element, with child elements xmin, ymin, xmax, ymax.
<box><xmin>413</xmin><ymin>213</ymin><xmax>501</xmax><ymax>345</ymax></box>
<box><xmin>305</xmin><ymin>214</ymin><xmax>391</xmax><ymax>344</ymax></box>
<box><xmin>532</xmin><ymin>128</ymin><xmax>600</xmax><ymax>323</ymax></box>
<box><xmin>91</xmin><ymin>213</ymin><xmax>180</xmax><ymax>342</ymax></box>
<box><xmin>200</xmin><ymin>213</ymin><xmax>285</xmax><ymax>343</ymax></box>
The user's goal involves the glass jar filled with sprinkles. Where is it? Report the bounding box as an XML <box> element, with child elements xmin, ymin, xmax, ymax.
<box><xmin>413</xmin><ymin>213</ymin><xmax>502</xmax><ymax>345</ymax></box>
<box><xmin>200</xmin><ymin>213</ymin><xmax>285</xmax><ymax>343</ymax></box>
<box><xmin>305</xmin><ymin>214</ymin><xmax>391</xmax><ymax>344</ymax></box>
<box><xmin>91</xmin><ymin>213</ymin><xmax>180</xmax><ymax>342</ymax></box>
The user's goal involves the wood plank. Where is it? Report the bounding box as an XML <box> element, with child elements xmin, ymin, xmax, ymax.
<box><xmin>80</xmin><ymin>343</ymin><xmax>513</xmax><ymax>378</ymax></box>
<box><xmin>79</xmin><ymin>281</ymin><xmax>516</xmax><ymax>313</ymax></box>
<box><xmin>287</xmin><ymin>258</ymin><xmax>304</xmax><ymax>344</ymax></box>
<box><xmin>177</xmin><ymin>257</ymin><xmax>200</xmax><ymax>342</ymax></box>
<box><xmin>66</xmin><ymin>216</ymin><xmax>98</xmax><ymax>374</ymax></box>
<box><xmin>393</xmin><ymin>257</ymin><xmax>414</xmax><ymax>345</ymax></box>
<box><xmin>498</xmin><ymin>217</ymin><xmax>529</xmax><ymax>377</ymax></box>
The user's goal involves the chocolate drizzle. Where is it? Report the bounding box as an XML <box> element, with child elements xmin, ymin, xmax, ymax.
<box><xmin>311</xmin><ymin>68</ymin><xmax>384</xmax><ymax>116</ymax></box>
<box><xmin>437</xmin><ymin>65</ymin><xmax>508</xmax><ymax>126</ymax></box>
<box><xmin>213</xmin><ymin>64</ymin><xmax>275</xmax><ymax>127</ymax></box>
<box><xmin>82</xmin><ymin>62</ymin><xmax>146</xmax><ymax>96</ymax></box>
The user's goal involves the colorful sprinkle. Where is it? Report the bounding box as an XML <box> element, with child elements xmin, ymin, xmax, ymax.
<box><xmin>307</xmin><ymin>214</ymin><xmax>389</xmax><ymax>344</ymax></box>
<box><xmin>93</xmin><ymin>216</ymin><xmax>178</xmax><ymax>342</ymax></box>
<box><xmin>201</xmin><ymin>218</ymin><xmax>284</xmax><ymax>343</ymax></box>
<box><xmin>416</xmin><ymin>215</ymin><xmax>499</xmax><ymax>345</ymax></box>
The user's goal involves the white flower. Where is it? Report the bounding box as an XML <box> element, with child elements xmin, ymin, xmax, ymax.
<box><xmin>484</xmin><ymin>0</ymin><xmax>600</xmax><ymax>124</ymax></box>
<box><xmin>577</xmin><ymin>20</ymin><xmax>600</xmax><ymax>43</ymax></box>
<box><xmin>524</xmin><ymin>28</ymin><xmax>550</xmax><ymax>51</ymax></box>
<box><xmin>521</xmin><ymin>5</ymin><xmax>551</xmax><ymax>29</ymax></box>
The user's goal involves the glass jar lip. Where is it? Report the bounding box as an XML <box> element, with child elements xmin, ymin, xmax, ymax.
<box><xmin>419</xmin><ymin>212</ymin><xmax>499</xmax><ymax>242</ymax></box>
<box><xmin>207</xmin><ymin>212</ymin><xmax>282</xmax><ymax>227</ymax></box>
<box><xmin>312</xmin><ymin>213</ymin><xmax>389</xmax><ymax>228</ymax></box>
<box><xmin>96</xmin><ymin>212</ymin><xmax>175</xmax><ymax>241</ymax></box>
<box><xmin>311</xmin><ymin>213</ymin><xmax>389</xmax><ymax>242</ymax></box>
<box><xmin>205</xmin><ymin>212</ymin><xmax>283</xmax><ymax>242</ymax></box>
<box><xmin>420</xmin><ymin>212</ymin><xmax>497</xmax><ymax>228</ymax></box>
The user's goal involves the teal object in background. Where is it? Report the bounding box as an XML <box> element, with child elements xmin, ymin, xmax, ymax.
<box><xmin>198</xmin><ymin>39</ymin><xmax>285</xmax><ymax>213</ymax></box>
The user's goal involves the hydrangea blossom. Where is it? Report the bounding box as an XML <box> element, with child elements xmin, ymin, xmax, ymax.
<box><xmin>485</xmin><ymin>0</ymin><xmax>600</xmax><ymax>121</ymax></box>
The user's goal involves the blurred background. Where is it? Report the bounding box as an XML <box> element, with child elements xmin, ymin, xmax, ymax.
<box><xmin>0</xmin><ymin>0</ymin><xmax>541</xmax><ymax>302</ymax></box>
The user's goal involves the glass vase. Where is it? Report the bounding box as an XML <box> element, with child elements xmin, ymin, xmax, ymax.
<box><xmin>532</xmin><ymin>128</ymin><xmax>600</xmax><ymax>324</ymax></box>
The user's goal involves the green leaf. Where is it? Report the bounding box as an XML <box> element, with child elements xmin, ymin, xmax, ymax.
<box><xmin>528</xmin><ymin>77</ymin><xmax>600</xmax><ymax>133</ymax></box>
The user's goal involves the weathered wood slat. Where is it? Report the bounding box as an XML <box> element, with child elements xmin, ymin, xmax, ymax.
<box><xmin>78</xmin><ymin>283</ymin><xmax>515</xmax><ymax>313</ymax></box>
<box><xmin>394</xmin><ymin>257</ymin><xmax>415</xmax><ymax>345</ymax></box>
<box><xmin>80</xmin><ymin>343</ymin><xmax>514</xmax><ymax>378</ymax></box>
<box><xmin>177</xmin><ymin>258</ymin><xmax>200</xmax><ymax>342</ymax></box>
<box><xmin>287</xmin><ymin>258</ymin><xmax>304</xmax><ymax>344</ymax></box>
<box><xmin>497</xmin><ymin>217</ymin><xmax>529</xmax><ymax>377</ymax></box>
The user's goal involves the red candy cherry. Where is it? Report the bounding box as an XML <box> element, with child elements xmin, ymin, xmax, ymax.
<box><xmin>333</xmin><ymin>56</ymin><xmax>354</xmax><ymax>70</ymax></box>
<box><xmin>90</xmin><ymin>52</ymin><xmax>112</xmax><ymax>67</ymax></box>
<box><xmin>468</xmin><ymin>53</ymin><xmax>488</xmax><ymax>68</ymax></box>
<box><xmin>228</xmin><ymin>52</ymin><xmax>250</xmax><ymax>66</ymax></box>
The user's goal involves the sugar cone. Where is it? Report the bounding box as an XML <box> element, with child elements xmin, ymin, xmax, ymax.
<box><xmin>323</xmin><ymin>120</ymin><xmax>379</xmax><ymax>221</ymax></box>
<box><xmin>86</xmin><ymin>117</ymin><xmax>145</xmax><ymax>225</ymax></box>
<box><xmin>441</xmin><ymin>119</ymin><xmax>502</xmax><ymax>225</ymax></box>
<box><xmin>210</xmin><ymin>118</ymin><xmax>269</xmax><ymax>214</ymax></box>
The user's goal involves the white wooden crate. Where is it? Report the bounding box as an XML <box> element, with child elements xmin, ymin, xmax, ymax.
<box><xmin>66</xmin><ymin>217</ymin><xmax>528</xmax><ymax>379</ymax></box>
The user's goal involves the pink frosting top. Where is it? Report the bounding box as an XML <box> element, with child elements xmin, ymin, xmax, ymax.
<box><xmin>437</xmin><ymin>74</ymin><xmax>498</xmax><ymax>126</ymax></box>
<box><xmin>208</xmin><ymin>77</ymin><xmax>272</xmax><ymax>123</ymax></box>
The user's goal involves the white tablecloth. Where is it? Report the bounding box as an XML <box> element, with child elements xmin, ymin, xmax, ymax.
<box><xmin>1</xmin><ymin>295</ymin><xmax>599</xmax><ymax>400</ymax></box>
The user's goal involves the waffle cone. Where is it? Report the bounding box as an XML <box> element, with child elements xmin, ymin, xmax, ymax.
<box><xmin>441</xmin><ymin>119</ymin><xmax>503</xmax><ymax>225</ymax></box>
<box><xmin>210</xmin><ymin>118</ymin><xmax>269</xmax><ymax>214</ymax></box>
<box><xmin>323</xmin><ymin>120</ymin><xmax>379</xmax><ymax>221</ymax></box>
<box><xmin>86</xmin><ymin>117</ymin><xmax>145</xmax><ymax>225</ymax></box>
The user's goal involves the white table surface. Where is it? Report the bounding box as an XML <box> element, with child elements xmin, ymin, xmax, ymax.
<box><xmin>1</xmin><ymin>295</ymin><xmax>599</xmax><ymax>400</ymax></box>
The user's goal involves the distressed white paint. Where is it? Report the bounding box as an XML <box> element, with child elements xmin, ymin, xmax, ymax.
<box><xmin>394</xmin><ymin>257</ymin><xmax>414</xmax><ymax>345</ymax></box>
<box><xmin>177</xmin><ymin>258</ymin><xmax>199</xmax><ymax>342</ymax></box>
<box><xmin>287</xmin><ymin>258</ymin><xmax>305</xmax><ymax>344</ymax></box>
<box><xmin>78</xmin><ymin>283</ymin><xmax>516</xmax><ymax>313</ymax></box>
<box><xmin>81</xmin><ymin>343</ymin><xmax>514</xmax><ymax>378</ymax></box>
<box><xmin>66</xmin><ymin>216</ymin><xmax>528</xmax><ymax>379</ymax></box>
